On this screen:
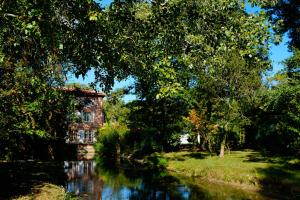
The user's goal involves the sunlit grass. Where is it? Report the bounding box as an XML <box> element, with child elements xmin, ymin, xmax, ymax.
<box><xmin>13</xmin><ymin>183</ymin><xmax>67</xmax><ymax>200</ymax></box>
<box><xmin>158</xmin><ymin>150</ymin><xmax>300</xmax><ymax>190</ymax></box>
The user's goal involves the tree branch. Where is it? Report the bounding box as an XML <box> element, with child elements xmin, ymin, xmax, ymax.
<box><xmin>4</xmin><ymin>13</ymin><xmax>19</xmax><ymax>18</ymax></box>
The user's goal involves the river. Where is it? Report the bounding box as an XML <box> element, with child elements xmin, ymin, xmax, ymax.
<box><xmin>63</xmin><ymin>160</ymin><xmax>271</xmax><ymax>200</ymax></box>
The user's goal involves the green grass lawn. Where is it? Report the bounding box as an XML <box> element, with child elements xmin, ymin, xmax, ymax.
<box><xmin>154</xmin><ymin>150</ymin><xmax>300</xmax><ymax>193</ymax></box>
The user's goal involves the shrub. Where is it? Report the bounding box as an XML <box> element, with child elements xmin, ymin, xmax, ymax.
<box><xmin>95</xmin><ymin>123</ymin><xmax>129</xmax><ymax>160</ymax></box>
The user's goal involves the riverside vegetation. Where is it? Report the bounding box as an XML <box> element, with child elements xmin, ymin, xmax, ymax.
<box><xmin>1</xmin><ymin>0</ymin><xmax>300</xmax><ymax>199</ymax></box>
<box><xmin>112</xmin><ymin>150</ymin><xmax>300</xmax><ymax>197</ymax></box>
<box><xmin>160</xmin><ymin>151</ymin><xmax>300</xmax><ymax>191</ymax></box>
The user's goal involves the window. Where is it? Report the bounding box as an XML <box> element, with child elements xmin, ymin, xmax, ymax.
<box><xmin>92</xmin><ymin>131</ymin><xmax>96</xmax><ymax>142</ymax></box>
<box><xmin>83</xmin><ymin>99</ymin><xmax>93</xmax><ymax>107</ymax></box>
<box><xmin>86</xmin><ymin>130</ymin><xmax>96</xmax><ymax>143</ymax></box>
<box><xmin>82</xmin><ymin>112</ymin><xmax>94</xmax><ymax>122</ymax></box>
<box><xmin>78</xmin><ymin>130</ymin><xmax>84</xmax><ymax>141</ymax></box>
<box><xmin>75</xmin><ymin>130</ymin><xmax>96</xmax><ymax>143</ymax></box>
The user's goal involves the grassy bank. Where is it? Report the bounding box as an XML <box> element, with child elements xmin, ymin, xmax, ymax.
<box><xmin>147</xmin><ymin>150</ymin><xmax>300</xmax><ymax>196</ymax></box>
<box><xmin>0</xmin><ymin>161</ymin><xmax>68</xmax><ymax>199</ymax></box>
<box><xmin>14</xmin><ymin>183</ymin><xmax>67</xmax><ymax>200</ymax></box>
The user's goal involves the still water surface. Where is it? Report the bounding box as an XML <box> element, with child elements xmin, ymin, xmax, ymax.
<box><xmin>63</xmin><ymin>160</ymin><xmax>269</xmax><ymax>200</ymax></box>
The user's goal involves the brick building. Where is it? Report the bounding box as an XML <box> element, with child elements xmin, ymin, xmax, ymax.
<box><xmin>63</xmin><ymin>88</ymin><xmax>105</xmax><ymax>144</ymax></box>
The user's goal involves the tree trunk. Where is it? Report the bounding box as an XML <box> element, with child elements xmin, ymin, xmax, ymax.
<box><xmin>197</xmin><ymin>133</ymin><xmax>201</xmax><ymax>144</ymax></box>
<box><xmin>219</xmin><ymin>142</ymin><xmax>225</xmax><ymax>158</ymax></box>
<box><xmin>48</xmin><ymin>144</ymin><xmax>54</xmax><ymax>160</ymax></box>
<box><xmin>219</xmin><ymin>132</ymin><xmax>226</xmax><ymax>158</ymax></box>
<box><xmin>116</xmin><ymin>142</ymin><xmax>121</xmax><ymax>165</ymax></box>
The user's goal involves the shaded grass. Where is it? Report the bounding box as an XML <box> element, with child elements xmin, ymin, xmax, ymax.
<box><xmin>13</xmin><ymin>183</ymin><xmax>67</xmax><ymax>200</ymax></box>
<box><xmin>157</xmin><ymin>150</ymin><xmax>300</xmax><ymax>198</ymax></box>
<box><xmin>0</xmin><ymin>161</ymin><xmax>67</xmax><ymax>199</ymax></box>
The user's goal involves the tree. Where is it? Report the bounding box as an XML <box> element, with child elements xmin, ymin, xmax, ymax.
<box><xmin>257</xmin><ymin>83</ymin><xmax>300</xmax><ymax>152</ymax></box>
<box><xmin>0</xmin><ymin>0</ymin><xmax>274</xmax><ymax>159</ymax></box>
<box><xmin>95</xmin><ymin>89</ymin><xmax>130</xmax><ymax>163</ymax></box>
<box><xmin>251</xmin><ymin>0</ymin><xmax>300</xmax><ymax>152</ymax></box>
<box><xmin>101</xmin><ymin>0</ymin><xmax>272</xmax><ymax>156</ymax></box>
<box><xmin>103</xmin><ymin>89</ymin><xmax>130</xmax><ymax>125</ymax></box>
<box><xmin>0</xmin><ymin>0</ymin><xmax>115</xmax><ymax>159</ymax></box>
<box><xmin>260</xmin><ymin>0</ymin><xmax>300</xmax><ymax>80</ymax></box>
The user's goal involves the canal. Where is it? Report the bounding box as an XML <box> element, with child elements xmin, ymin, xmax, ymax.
<box><xmin>1</xmin><ymin>159</ymin><xmax>283</xmax><ymax>199</ymax></box>
<box><xmin>63</xmin><ymin>160</ymin><xmax>270</xmax><ymax>200</ymax></box>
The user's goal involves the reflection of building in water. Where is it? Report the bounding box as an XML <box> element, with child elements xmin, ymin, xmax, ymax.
<box><xmin>64</xmin><ymin>161</ymin><xmax>193</xmax><ymax>200</ymax></box>
<box><xmin>64</xmin><ymin>161</ymin><xmax>103</xmax><ymax>200</ymax></box>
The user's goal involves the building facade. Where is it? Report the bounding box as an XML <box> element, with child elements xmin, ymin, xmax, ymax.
<box><xmin>64</xmin><ymin>88</ymin><xmax>105</xmax><ymax>144</ymax></box>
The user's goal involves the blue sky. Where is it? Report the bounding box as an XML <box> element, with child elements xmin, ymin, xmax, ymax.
<box><xmin>245</xmin><ymin>4</ymin><xmax>292</xmax><ymax>76</ymax></box>
<box><xmin>68</xmin><ymin>1</ymin><xmax>292</xmax><ymax>102</ymax></box>
<box><xmin>97</xmin><ymin>0</ymin><xmax>112</xmax><ymax>7</ymax></box>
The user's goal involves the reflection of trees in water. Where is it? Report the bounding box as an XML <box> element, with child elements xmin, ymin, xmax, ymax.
<box><xmin>95</xmin><ymin>160</ymin><xmax>142</xmax><ymax>199</ymax></box>
<box><xmin>94</xmin><ymin>159</ymin><xmax>193</xmax><ymax>200</ymax></box>
<box><xmin>124</xmin><ymin>174</ymin><xmax>193</xmax><ymax>200</ymax></box>
<box><xmin>64</xmin><ymin>160</ymin><xmax>103</xmax><ymax>200</ymax></box>
<box><xmin>64</xmin><ymin>159</ymin><xmax>263</xmax><ymax>200</ymax></box>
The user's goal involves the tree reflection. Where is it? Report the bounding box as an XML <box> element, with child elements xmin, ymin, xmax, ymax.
<box><xmin>94</xmin><ymin>158</ymin><xmax>192</xmax><ymax>200</ymax></box>
<box><xmin>64</xmin><ymin>159</ymin><xmax>266</xmax><ymax>200</ymax></box>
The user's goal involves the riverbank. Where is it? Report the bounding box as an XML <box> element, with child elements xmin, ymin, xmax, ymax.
<box><xmin>145</xmin><ymin>150</ymin><xmax>300</xmax><ymax>198</ymax></box>
<box><xmin>0</xmin><ymin>161</ymin><xmax>69</xmax><ymax>199</ymax></box>
<box><xmin>13</xmin><ymin>183</ymin><xmax>67</xmax><ymax>200</ymax></box>
<box><xmin>1</xmin><ymin>150</ymin><xmax>299</xmax><ymax>199</ymax></box>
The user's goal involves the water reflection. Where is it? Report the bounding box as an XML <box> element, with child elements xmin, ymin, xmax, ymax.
<box><xmin>64</xmin><ymin>160</ymin><xmax>268</xmax><ymax>200</ymax></box>
<box><xmin>64</xmin><ymin>160</ymin><xmax>195</xmax><ymax>199</ymax></box>
<box><xmin>64</xmin><ymin>161</ymin><xmax>103</xmax><ymax>199</ymax></box>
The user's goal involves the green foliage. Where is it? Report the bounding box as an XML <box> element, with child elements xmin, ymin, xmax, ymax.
<box><xmin>1</xmin><ymin>0</ymin><xmax>299</xmax><ymax>159</ymax></box>
<box><xmin>253</xmin><ymin>0</ymin><xmax>300</xmax><ymax>153</ymax></box>
<box><xmin>122</xmin><ymin>127</ymin><xmax>163</xmax><ymax>156</ymax></box>
<box><xmin>95</xmin><ymin>89</ymin><xmax>144</xmax><ymax>161</ymax></box>
<box><xmin>94</xmin><ymin>159</ymin><xmax>142</xmax><ymax>193</ymax></box>
<box><xmin>108</xmin><ymin>0</ymin><xmax>271</xmax><ymax>98</ymax></box>
<box><xmin>284</xmin><ymin>48</ymin><xmax>300</xmax><ymax>81</ymax></box>
<box><xmin>263</xmin><ymin>0</ymin><xmax>300</xmax><ymax>86</ymax></box>
<box><xmin>103</xmin><ymin>89</ymin><xmax>130</xmax><ymax>124</ymax></box>
<box><xmin>95</xmin><ymin>123</ymin><xmax>129</xmax><ymax>160</ymax></box>
<box><xmin>0</xmin><ymin>0</ymin><xmax>105</xmax><ymax>159</ymax></box>
<box><xmin>64</xmin><ymin>83</ymin><xmax>93</xmax><ymax>90</ymax></box>
<box><xmin>105</xmin><ymin>0</ymin><xmax>272</xmax><ymax>155</ymax></box>
<box><xmin>0</xmin><ymin>82</ymin><xmax>76</xmax><ymax>160</ymax></box>
<box><xmin>190</xmin><ymin>50</ymin><xmax>264</xmax><ymax>154</ymax></box>
<box><xmin>262</xmin><ymin>0</ymin><xmax>300</xmax><ymax>48</ymax></box>
<box><xmin>254</xmin><ymin>81</ymin><xmax>300</xmax><ymax>152</ymax></box>
<box><xmin>127</xmin><ymin>97</ymin><xmax>190</xmax><ymax>152</ymax></box>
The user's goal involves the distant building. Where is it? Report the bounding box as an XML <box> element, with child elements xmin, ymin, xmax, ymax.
<box><xmin>180</xmin><ymin>134</ymin><xmax>190</xmax><ymax>145</ymax></box>
<box><xmin>62</xmin><ymin>88</ymin><xmax>105</xmax><ymax>144</ymax></box>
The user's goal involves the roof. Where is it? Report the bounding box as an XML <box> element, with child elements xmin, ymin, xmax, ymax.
<box><xmin>59</xmin><ymin>87</ymin><xmax>106</xmax><ymax>97</ymax></box>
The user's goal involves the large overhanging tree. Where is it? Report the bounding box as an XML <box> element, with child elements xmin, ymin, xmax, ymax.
<box><xmin>0</xmin><ymin>0</ymin><xmax>119</xmax><ymax>159</ymax></box>
<box><xmin>1</xmin><ymin>0</ymin><xmax>274</xmax><ymax>158</ymax></box>
<box><xmin>100</xmin><ymin>0</ymin><xmax>272</xmax><ymax>156</ymax></box>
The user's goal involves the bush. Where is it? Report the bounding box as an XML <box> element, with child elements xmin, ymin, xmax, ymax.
<box><xmin>122</xmin><ymin>128</ymin><xmax>163</xmax><ymax>157</ymax></box>
<box><xmin>95</xmin><ymin>123</ymin><xmax>129</xmax><ymax>160</ymax></box>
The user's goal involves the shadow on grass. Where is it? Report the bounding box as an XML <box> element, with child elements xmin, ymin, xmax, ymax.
<box><xmin>165</xmin><ymin>152</ymin><xmax>211</xmax><ymax>162</ymax></box>
<box><xmin>0</xmin><ymin>161</ymin><xmax>66</xmax><ymax>199</ymax></box>
<box><xmin>244</xmin><ymin>151</ymin><xmax>300</xmax><ymax>200</ymax></box>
